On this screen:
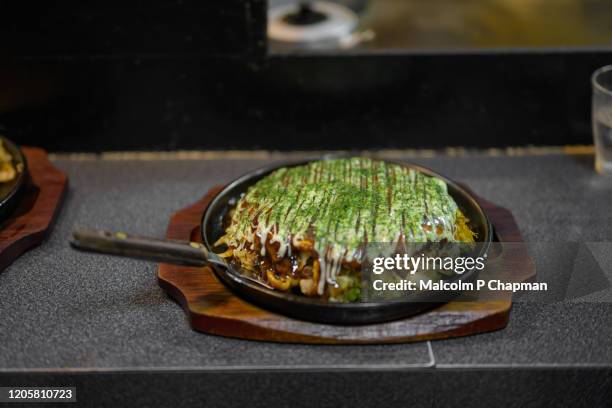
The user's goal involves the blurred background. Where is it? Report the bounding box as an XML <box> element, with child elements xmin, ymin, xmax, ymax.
<box><xmin>1</xmin><ymin>0</ymin><xmax>612</xmax><ymax>152</ymax></box>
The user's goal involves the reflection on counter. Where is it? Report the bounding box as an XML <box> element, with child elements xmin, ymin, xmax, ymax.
<box><xmin>269</xmin><ymin>0</ymin><xmax>612</xmax><ymax>52</ymax></box>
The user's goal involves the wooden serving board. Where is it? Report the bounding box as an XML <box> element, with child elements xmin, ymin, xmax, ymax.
<box><xmin>0</xmin><ymin>147</ymin><xmax>68</xmax><ymax>272</ymax></box>
<box><xmin>157</xmin><ymin>186</ymin><xmax>534</xmax><ymax>344</ymax></box>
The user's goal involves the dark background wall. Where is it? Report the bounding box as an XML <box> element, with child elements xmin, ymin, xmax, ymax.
<box><xmin>0</xmin><ymin>0</ymin><xmax>610</xmax><ymax>152</ymax></box>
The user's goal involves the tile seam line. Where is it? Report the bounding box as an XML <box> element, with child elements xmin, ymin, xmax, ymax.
<box><xmin>427</xmin><ymin>341</ymin><xmax>436</xmax><ymax>368</ymax></box>
<box><xmin>0</xmin><ymin>363</ymin><xmax>610</xmax><ymax>374</ymax></box>
<box><xmin>0</xmin><ymin>365</ymin><xmax>436</xmax><ymax>374</ymax></box>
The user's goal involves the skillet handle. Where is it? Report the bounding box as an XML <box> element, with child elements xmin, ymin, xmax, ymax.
<box><xmin>70</xmin><ymin>229</ymin><xmax>225</xmax><ymax>267</ymax></box>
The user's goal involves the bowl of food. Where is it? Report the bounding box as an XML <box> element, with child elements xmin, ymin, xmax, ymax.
<box><xmin>205</xmin><ymin>156</ymin><xmax>491</xmax><ymax>323</ymax></box>
<box><xmin>0</xmin><ymin>137</ymin><xmax>28</xmax><ymax>221</ymax></box>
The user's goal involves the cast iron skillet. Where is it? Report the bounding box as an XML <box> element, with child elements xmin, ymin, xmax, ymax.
<box><xmin>72</xmin><ymin>157</ymin><xmax>492</xmax><ymax>325</ymax></box>
<box><xmin>0</xmin><ymin>137</ymin><xmax>28</xmax><ymax>222</ymax></box>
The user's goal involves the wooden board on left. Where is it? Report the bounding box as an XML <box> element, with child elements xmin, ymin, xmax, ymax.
<box><xmin>0</xmin><ymin>147</ymin><xmax>68</xmax><ymax>272</ymax></box>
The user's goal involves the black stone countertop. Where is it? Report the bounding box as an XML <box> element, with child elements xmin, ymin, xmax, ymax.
<box><xmin>1</xmin><ymin>150</ymin><xmax>611</xmax><ymax>407</ymax></box>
